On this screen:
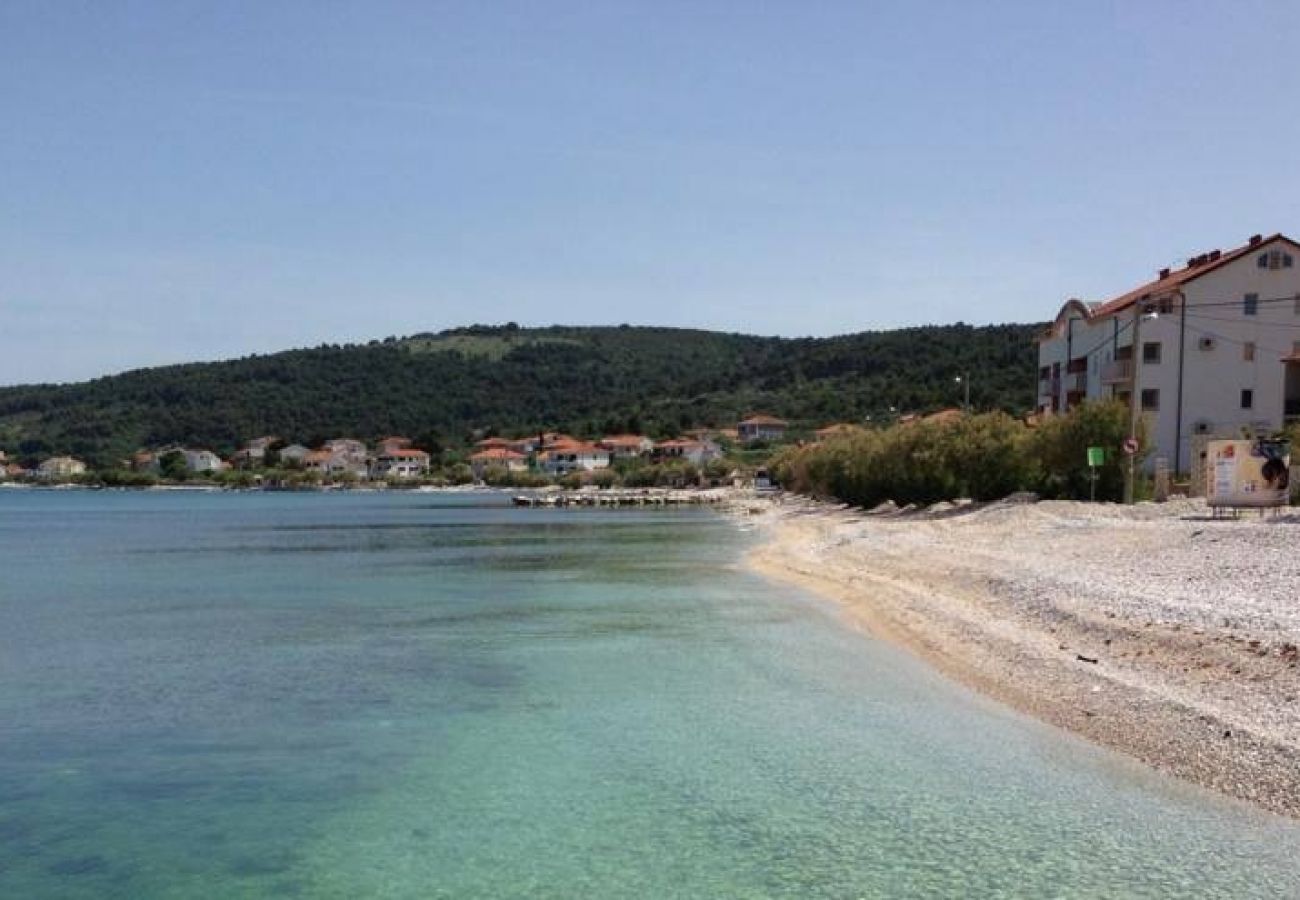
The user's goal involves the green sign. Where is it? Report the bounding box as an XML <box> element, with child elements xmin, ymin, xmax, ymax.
<box><xmin>1086</xmin><ymin>446</ymin><xmax>1105</xmax><ymax>467</ymax></box>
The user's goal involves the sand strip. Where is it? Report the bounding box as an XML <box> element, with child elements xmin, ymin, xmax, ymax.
<box><xmin>735</xmin><ymin>493</ymin><xmax>1300</xmax><ymax>818</ymax></box>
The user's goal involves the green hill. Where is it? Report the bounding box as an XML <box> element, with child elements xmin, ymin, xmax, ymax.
<box><xmin>0</xmin><ymin>323</ymin><xmax>1042</xmax><ymax>467</ymax></box>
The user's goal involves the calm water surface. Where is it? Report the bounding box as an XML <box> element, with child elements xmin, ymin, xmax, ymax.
<box><xmin>1</xmin><ymin>490</ymin><xmax>1298</xmax><ymax>898</ymax></box>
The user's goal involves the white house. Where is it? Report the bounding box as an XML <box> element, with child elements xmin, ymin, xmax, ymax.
<box><xmin>182</xmin><ymin>449</ymin><xmax>225</xmax><ymax>473</ymax></box>
<box><xmin>37</xmin><ymin>456</ymin><xmax>87</xmax><ymax>480</ymax></box>
<box><xmin>537</xmin><ymin>442</ymin><xmax>611</xmax><ymax>477</ymax></box>
<box><xmin>370</xmin><ymin>448</ymin><xmax>431</xmax><ymax>480</ymax></box>
<box><xmin>278</xmin><ymin>444</ymin><xmax>311</xmax><ymax>465</ymax></box>
<box><xmin>653</xmin><ymin>439</ymin><xmax>722</xmax><ymax>466</ymax></box>
<box><xmin>598</xmin><ymin>434</ymin><xmax>654</xmax><ymax>459</ymax></box>
<box><xmin>303</xmin><ymin>449</ymin><xmax>368</xmax><ymax>479</ymax></box>
<box><xmin>1038</xmin><ymin>232</ymin><xmax>1300</xmax><ymax>475</ymax></box>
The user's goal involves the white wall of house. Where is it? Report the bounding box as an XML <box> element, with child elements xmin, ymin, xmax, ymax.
<box><xmin>1039</xmin><ymin>236</ymin><xmax>1300</xmax><ymax>474</ymax></box>
<box><xmin>539</xmin><ymin>449</ymin><xmax>611</xmax><ymax>476</ymax></box>
<box><xmin>183</xmin><ymin>449</ymin><xmax>224</xmax><ymax>472</ymax></box>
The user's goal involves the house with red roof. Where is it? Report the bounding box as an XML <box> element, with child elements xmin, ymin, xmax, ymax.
<box><xmin>652</xmin><ymin>439</ymin><xmax>721</xmax><ymax>466</ymax></box>
<box><xmin>737</xmin><ymin>415</ymin><xmax>788</xmax><ymax>443</ymax></box>
<box><xmin>1038</xmin><ymin>232</ymin><xmax>1300</xmax><ymax>474</ymax></box>
<box><xmin>537</xmin><ymin>441</ymin><xmax>611</xmax><ymax>477</ymax></box>
<box><xmin>371</xmin><ymin>448</ymin><xmax>431</xmax><ymax>480</ymax></box>
<box><xmin>597</xmin><ymin>434</ymin><xmax>654</xmax><ymax>459</ymax></box>
<box><xmin>468</xmin><ymin>448</ymin><xmax>529</xmax><ymax>480</ymax></box>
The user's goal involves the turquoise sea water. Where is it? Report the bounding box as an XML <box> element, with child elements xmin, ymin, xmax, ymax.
<box><xmin>1</xmin><ymin>490</ymin><xmax>1299</xmax><ymax>898</ymax></box>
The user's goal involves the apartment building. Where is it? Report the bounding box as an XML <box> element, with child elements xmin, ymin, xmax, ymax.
<box><xmin>1038</xmin><ymin>233</ymin><xmax>1300</xmax><ymax>474</ymax></box>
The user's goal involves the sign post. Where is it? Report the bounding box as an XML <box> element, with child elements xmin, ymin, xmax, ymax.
<box><xmin>1122</xmin><ymin>437</ymin><xmax>1139</xmax><ymax>504</ymax></box>
<box><xmin>1086</xmin><ymin>446</ymin><xmax>1104</xmax><ymax>502</ymax></box>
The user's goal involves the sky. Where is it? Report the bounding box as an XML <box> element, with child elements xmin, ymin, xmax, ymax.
<box><xmin>3</xmin><ymin>1</ymin><xmax>1300</xmax><ymax>385</ymax></box>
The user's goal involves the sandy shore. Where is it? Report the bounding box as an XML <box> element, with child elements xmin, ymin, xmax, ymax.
<box><xmin>734</xmin><ymin>492</ymin><xmax>1300</xmax><ymax>818</ymax></box>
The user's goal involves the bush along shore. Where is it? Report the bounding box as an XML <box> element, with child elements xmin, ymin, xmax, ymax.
<box><xmin>770</xmin><ymin>400</ymin><xmax>1147</xmax><ymax>507</ymax></box>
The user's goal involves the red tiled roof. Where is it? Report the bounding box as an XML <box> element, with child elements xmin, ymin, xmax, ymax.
<box><xmin>739</xmin><ymin>415</ymin><xmax>788</xmax><ymax>427</ymax></box>
<box><xmin>540</xmin><ymin>442</ymin><xmax>607</xmax><ymax>456</ymax></box>
<box><xmin>469</xmin><ymin>448</ymin><xmax>526</xmax><ymax>461</ymax></box>
<box><xmin>1091</xmin><ymin>233</ymin><xmax>1298</xmax><ymax>319</ymax></box>
<box><xmin>382</xmin><ymin>448</ymin><xmax>429</xmax><ymax>459</ymax></box>
<box><xmin>599</xmin><ymin>434</ymin><xmax>649</xmax><ymax>446</ymax></box>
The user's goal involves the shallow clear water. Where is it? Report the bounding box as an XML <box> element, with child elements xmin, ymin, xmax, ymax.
<box><xmin>1</xmin><ymin>490</ymin><xmax>1298</xmax><ymax>898</ymax></box>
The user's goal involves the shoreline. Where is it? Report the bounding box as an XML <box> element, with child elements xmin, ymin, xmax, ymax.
<box><xmin>737</xmin><ymin>492</ymin><xmax>1300</xmax><ymax>819</ymax></box>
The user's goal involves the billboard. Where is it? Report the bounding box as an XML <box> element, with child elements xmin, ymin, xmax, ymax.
<box><xmin>1206</xmin><ymin>439</ymin><xmax>1291</xmax><ymax>508</ymax></box>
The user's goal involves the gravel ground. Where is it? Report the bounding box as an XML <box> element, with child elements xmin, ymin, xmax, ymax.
<box><xmin>739</xmin><ymin>492</ymin><xmax>1300</xmax><ymax>818</ymax></box>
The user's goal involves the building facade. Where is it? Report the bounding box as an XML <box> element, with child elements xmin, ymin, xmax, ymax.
<box><xmin>737</xmin><ymin>415</ymin><xmax>788</xmax><ymax>443</ymax></box>
<box><xmin>1038</xmin><ymin>233</ymin><xmax>1300</xmax><ymax>474</ymax></box>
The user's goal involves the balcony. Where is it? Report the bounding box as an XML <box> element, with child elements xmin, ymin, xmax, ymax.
<box><xmin>1065</xmin><ymin>372</ymin><xmax>1088</xmax><ymax>392</ymax></box>
<box><xmin>1100</xmin><ymin>359</ymin><xmax>1133</xmax><ymax>385</ymax></box>
<box><xmin>1038</xmin><ymin>377</ymin><xmax>1060</xmax><ymax>399</ymax></box>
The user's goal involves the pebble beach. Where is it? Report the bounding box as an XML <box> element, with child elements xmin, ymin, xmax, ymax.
<box><xmin>741</xmin><ymin>492</ymin><xmax>1300</xmax><ymax>818</ymax></box>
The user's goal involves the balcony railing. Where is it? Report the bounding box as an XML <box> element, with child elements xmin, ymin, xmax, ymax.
<box><xmin>1100</xmin><ymin>360</ymin><xmax>1133</xmax><ymax>384</ymax></box>
<box><xmin>1065</xmin><ymin>372</ymin><xmax>1087</xmax><ymax>392</ymax></box>
<box><xmin>1038</xmin><ymin>377</ymin><xmax>1060</xmax><ymax>398</ymax></box>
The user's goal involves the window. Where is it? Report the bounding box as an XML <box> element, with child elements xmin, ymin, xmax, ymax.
<box><xmin>1141</xmin><ymin>389</ymin><xmax>1160</xmax><ymax>411</ymax></box>
<box><xmin>1156</xmin><ymin>296</ymin><xmax>1174</xmax><ymax>314</ymax></box>
<box><xmin>1243</xmin><ymin>341</ymin><xmax>1256</xmax><ymax>362</ymax></box>
<box><xmin>1294</xmin><ymin>293</ymin><xmax>1300</xmax><ymax>315</ymax></box>
<box><xmin>1257</xmin><ymin>250</ymin><xmax>1293</xmax><ymax>269</ymax></box>
<box><xmin>1244</xmin><ymin>293</ymin><xmax>1258</xmax><ymax>315</ymax></box>
<box><xmin>1142</xmin><ymin>341</ymin><xmax>1162</xmax><ymax>364</ymax></box>
<box><xmin>1241</xmin><ymin>389</ymin><xmax>1254</xmax><ymax>409</ymax></box>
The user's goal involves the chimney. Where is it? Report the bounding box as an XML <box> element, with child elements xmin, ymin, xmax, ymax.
<box><xmin>1159</xmin><ymin>267</ymin><xmax>1171</xmax><ymax>279</ymax></box>
<box><xmin>1209</xmin><ymin>249</ymin><xmax>1221</xmax><ymax>261</ymax></box>
<box><xmin>1187</xmin><ymin>257</ymin><xmax>1197</xmax><ymax>267</ymax></box>
<box><xmin>1250</xmin><ymin>234</ymin><xmax>1263</xmax><ymax>246</ymax></box>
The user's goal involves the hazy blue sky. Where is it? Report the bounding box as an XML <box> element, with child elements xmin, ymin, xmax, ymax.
<box><xmin>3</xmin><ymin>2</ymin><xmax>1299</xmax><ymax>385</ymax></box>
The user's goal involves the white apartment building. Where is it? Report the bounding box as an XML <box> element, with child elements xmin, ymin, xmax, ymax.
<box><xmin>1038</xmin><ymin>232</ymin><xmax>1300</xmax><ymax>475</ymax></box>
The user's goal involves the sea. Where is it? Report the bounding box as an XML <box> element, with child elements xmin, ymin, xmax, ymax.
<box><xmin>1</xmin><ymin>489</ymin><xmax>1298</xmax><ymax>898</ymax></box>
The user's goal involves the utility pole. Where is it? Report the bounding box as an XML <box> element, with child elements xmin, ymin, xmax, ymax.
<box><xmin>1125</xmin><ymin>304</ymin><xmax>1157</xmax><ymax>504</ymax></box>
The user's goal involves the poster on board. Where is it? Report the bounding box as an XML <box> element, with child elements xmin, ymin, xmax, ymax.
<box><xmin>1205</xmin><ymin>438</ymin><xmax>1291</xmax><ymax>508</ymax></box>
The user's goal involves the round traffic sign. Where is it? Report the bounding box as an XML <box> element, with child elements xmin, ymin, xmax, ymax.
<box><xmin>1122</xmin><ymin>437</ymin><xmax>1139</xmax><ymax>455</ymax></box>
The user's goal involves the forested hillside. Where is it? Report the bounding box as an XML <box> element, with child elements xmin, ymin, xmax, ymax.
<box><xmin>0</xmin><ymin>323</ymin><xmax>1041</xmax><ymax>466</ymax></box>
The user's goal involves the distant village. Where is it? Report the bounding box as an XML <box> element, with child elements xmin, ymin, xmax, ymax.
<box><xmin>0</xmin><ymin>413</ymin><xmax>873</xmax><ymax>488</ymax></box>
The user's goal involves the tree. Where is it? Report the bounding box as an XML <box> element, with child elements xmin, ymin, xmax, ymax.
<box><xmin>158</xmin><ymin>450</ymin><xmax>188</xmax><ymax>481</ymax></box>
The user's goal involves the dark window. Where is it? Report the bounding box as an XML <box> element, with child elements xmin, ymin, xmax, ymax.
<box><xmin>1286</xmin><ymin>253</ymin><xmax>1294</xmax><ymax>268</ymax></box>
<box><xmin>1258</xmin><ymin>253</ymin><xmax>1269</xmax><ymax>268</ymax></box>
<box><xmin>1244</xmin><ymin>293</ymin><xmax>1258</xmax><ymax>315</ymax></box>
<box><xmin>1241</xmin><ymin>389</ymin><xmax>1254</xmax><ymax>409</ymax></box>
<box><xmin>1140</xmin><ymin>389</ymin><xmax>1160</xmax><ymax>411</ymax></box>
<box><xmin>1142</xmin><ymin>342</ymin><xmax>1161</xmax><ymax>364</ymax></box>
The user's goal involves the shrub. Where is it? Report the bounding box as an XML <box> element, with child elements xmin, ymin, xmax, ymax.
<box><xmin>773</xmin><ymin>402</ymin><xmax>1137</xmax><ymax>507</ymax></box>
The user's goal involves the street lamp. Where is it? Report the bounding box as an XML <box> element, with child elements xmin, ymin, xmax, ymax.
<box><xmin>954</xmin><ymin>374</ymin><xmax>970</xmax><ymax>411</ymax></box>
